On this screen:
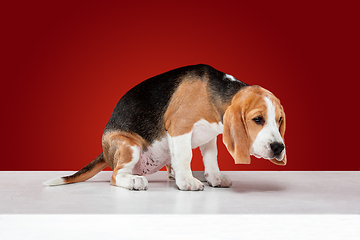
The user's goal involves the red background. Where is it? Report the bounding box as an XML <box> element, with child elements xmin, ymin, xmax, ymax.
<box><xmin>1</xmin><ymin>0</ymin><xmax>359</xmax><ymax>171</ymax></box>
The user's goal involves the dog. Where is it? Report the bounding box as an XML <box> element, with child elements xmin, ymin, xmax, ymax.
<box><xmin>45</xmin><ymin>64</ymin><xmax>286</xmax><ymax>191</ymax></box>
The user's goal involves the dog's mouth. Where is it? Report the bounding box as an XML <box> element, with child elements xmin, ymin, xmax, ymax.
<box><xmin>251</xmin><ymin>152</ymin><xmax>272</xmax><ymax>160</ymax></box>
<box><xmin>250</xmin><ymin>152</ymin><xmax>284</xmax><ymax>161</ymax></box>
<box><xmin>251</xmin><ymin>153</ymin><xmax>263</xmax><ymax>159</ymax></box>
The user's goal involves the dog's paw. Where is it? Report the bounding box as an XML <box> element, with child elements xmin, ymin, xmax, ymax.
<box><xmin>115</xmin><ymin>174</ymin><xmax>148</xmax><ymax>190</ymax></box>
<box><xmin>205</xmin><ymin>172</ymin><xmax>232</xmax><ymax>188</ymax></box>
<box><xmin>176</xmin><ymin>177</ymin><xmax>204</xmax><ymax>191</ymax></box>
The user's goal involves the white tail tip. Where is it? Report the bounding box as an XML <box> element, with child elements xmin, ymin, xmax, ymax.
<box><xmin>43</xmin><ymin>178</ymin><xmax>66</xmax><ymax>186</ymax></box>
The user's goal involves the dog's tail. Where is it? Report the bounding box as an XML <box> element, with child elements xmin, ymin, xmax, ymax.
<box><xmin>44</xmin><ymin>153</ymin><xmax>108</xmax><ymax>186</ymax></box>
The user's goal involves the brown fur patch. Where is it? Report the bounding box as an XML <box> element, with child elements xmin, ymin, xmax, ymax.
<box><xmin>63</xmin><ymin>153</ymin><xmax>108</xmax><ymax>184</ymax></box>
<box><xmin>164</xmin><ymin>78</ymin><xmax>221</xmax><ymax>137</ymax></box>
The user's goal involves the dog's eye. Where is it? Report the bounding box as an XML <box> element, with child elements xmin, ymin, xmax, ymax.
<box><xmin>253</xmin><ymin>116</ymin><xmax>265</xmax><ymax>125</ymax></box>
<box><xmin>279</xmin><ymin>117</ymin><xmax>283</xmax><ymax>124</ymax></box>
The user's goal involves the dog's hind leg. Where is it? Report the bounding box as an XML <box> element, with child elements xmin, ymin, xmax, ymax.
<box><xmin>112</xmin><ymin>145</ymin><xmax>148</xmax><ymax>190</ymax></box>
<box><xmin>103</xmin><ymin>132</ymin><xmax>148</xmax><ymax>190</ymax></box>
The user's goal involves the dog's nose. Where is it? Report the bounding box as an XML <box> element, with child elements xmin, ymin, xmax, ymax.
<box><xmin>270</xmin><ymin>142</ymin><xmax>285</xmax><ymax>156</ymax></box>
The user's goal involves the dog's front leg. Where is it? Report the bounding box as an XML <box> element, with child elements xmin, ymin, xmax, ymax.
<box><xmin>167</xmin><ymin>131</ymin><xmax>204</xmax><ymax>191</ymax></box>
<box><xmin>200</xmin><ymin>138</ymin><xmax>232</xmax><ymax>188</ymax></box>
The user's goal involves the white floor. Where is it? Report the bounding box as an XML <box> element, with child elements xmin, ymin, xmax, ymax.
<box><xmin>0</xmin><ymin>171</ymin><xmax>359</xmax><ymax>214</ymax></box>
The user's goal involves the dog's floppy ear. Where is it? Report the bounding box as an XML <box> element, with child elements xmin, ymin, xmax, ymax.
<box><xmin>223</xmin><ymin>101</ymin><xmax>251</xmax><ymax>164</ymax></box>
<box><xmin>270</xmin><ymin>112</ymin><xmax>287</xmax><ymax>166</ymax></box>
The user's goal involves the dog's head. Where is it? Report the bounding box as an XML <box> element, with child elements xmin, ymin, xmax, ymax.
<box><xmin>223</xmin><ymin>85</ymin><xmax>286</xmax><ymax>165</ymax></box>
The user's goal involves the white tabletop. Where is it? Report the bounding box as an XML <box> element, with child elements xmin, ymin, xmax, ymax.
<box><xmin>1</xmin><ymin>171</ymin><xmax>359</xmax><ymax>214</ymax></box>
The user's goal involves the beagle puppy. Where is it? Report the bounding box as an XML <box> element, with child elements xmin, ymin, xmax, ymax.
<box><xmin>45</xmin><ymin>64</ymin><xmax>286</xmax><ymax>191</ymax></box>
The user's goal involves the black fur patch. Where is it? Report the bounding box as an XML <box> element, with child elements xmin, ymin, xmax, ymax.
<box><xmin>207</xmin><ymin>67</ymin><xmax>249</xmax><ymax>118</ymax></box>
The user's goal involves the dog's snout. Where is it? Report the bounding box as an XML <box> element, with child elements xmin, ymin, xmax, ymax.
<box><xmin>270</xmin><ymin>142</ymin><xmax>285</xmax><ymax>156</ymax></box>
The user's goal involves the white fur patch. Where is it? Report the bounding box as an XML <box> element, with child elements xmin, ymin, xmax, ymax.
<box><xmin>191</xmin><ymin>119</ymin><xmax>223</xmax><ymax>148</ymax></box>
<box><xmin>250</xmin><ymin>97</ymin><xmax>285</xmax><ymax>161</ymax></box>
<box><xmin>43</xmin><ymin>178</ymin><xmax>65</xmax><ymax>186</ymax></box>
<box><xmin>133</xmin><ymin>138</ymin><xmax>171</xmax><ymax>176</ymax></box>
<box><xmin>224</xmin><ymin>74</ymin><xmax>239</xmax><ymax>82</ymax></box>
<box><xmin>167</xmin><ymin>131</ymin><xmax>193</xmax><ymax>176</ymax></box>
